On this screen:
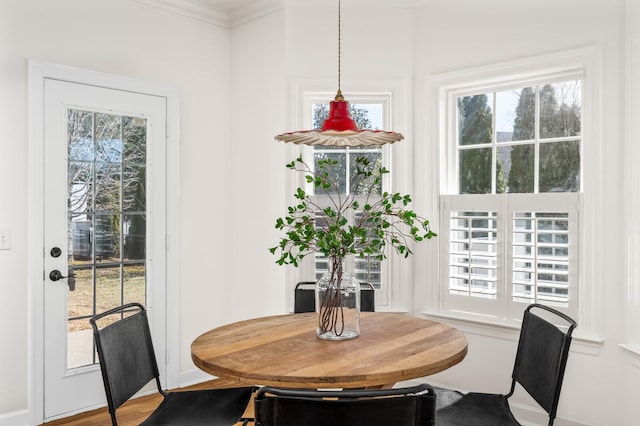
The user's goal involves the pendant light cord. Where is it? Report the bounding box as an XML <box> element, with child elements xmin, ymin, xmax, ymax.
<box><xmin>336</xmin><ymin>0</ymin><xmax>343</xmax><ymax>101</ymax></box>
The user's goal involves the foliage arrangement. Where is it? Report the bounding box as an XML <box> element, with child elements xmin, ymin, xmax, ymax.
<box><xmin>270</xmin><ymin>155</ymin><xmax>436</xmax><ymax>268</ymax></box>
<box><xmin>270</xmin><ymin>154</ymin><xmax>436</xmax><ymax>337</ymax></box>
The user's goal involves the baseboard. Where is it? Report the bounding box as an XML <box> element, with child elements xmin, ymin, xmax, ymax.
<box><xmin>500</xmin><ymin>401</ymin><xmax>587</xmax><ymax>426</ymax></box>
<box><xmin>415</xmin><ymin>379</ymin><xmax>589</xmax><ymax>426</ymax></box>
<box><xmin>179</xmin><ymin>368</ymin><xmax>217</xmax><ymax>388</ymax></box>
<box><xmin>0</xmin><ymin>409</ymin><xmax>28</xmax><ymax>426</ymax></box>
<box><xmin>11</xmin><ymin>372</ymin><xmax>237</xmax><ymax>426</ymax></box>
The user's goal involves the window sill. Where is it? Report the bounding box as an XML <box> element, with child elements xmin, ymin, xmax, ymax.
<box><xmin>619</xmin><ymin>343</ymin><xmax>640</xmax><ymax>369</ymax></box>
<box><xmin>422</xmin><ymin>310</ymin><xmax>603</xmax><ymax>356</ymax></box>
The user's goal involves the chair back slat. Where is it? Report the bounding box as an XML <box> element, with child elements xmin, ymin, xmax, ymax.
<box><xmin>294</xmin><ymin>281</ymin><xmax>375</xmax><ymax>313</ymax></box>
<box><xmin>255</xmin><ymin>384</ymin><xmax>435</xmax><ymax>426</ymax></box>
<box><xmin>512</xmin><ymin>304</ymin><xmax>577</xmax><ymax>419</ymax></box>
<box><xmin>91</xmin><ymin>303</ymin><xmax>160</xmax><ymax>413</ymax></box>
<box><xmin>293</xmin><ymin>282</ymin><xmax>316</xmax><ymax>313</ymax></box>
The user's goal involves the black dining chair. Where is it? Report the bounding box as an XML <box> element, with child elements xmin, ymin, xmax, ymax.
<box><xmin>254</xmin><ymin>383</ymin><xmax>436</xmax><ymax>426</ymax></box>
<box><xmin>435</xmin><ymin>303</ymin><xmax>577</xmax><ymax>426</ymax></box>
<box><xmin>90</xmin><ymin>302</ymin><xmax>255</xmax><ymax>426</ymax></box>
<box><xmin>293</xmin><ymin>281</ymin><xmax>375</xmax><ymax>313</ymax></box>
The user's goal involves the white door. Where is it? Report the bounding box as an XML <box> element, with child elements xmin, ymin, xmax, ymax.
<box><xmin>42</xmin><ymin>78</ymin><xmax>168</xmax><ymax>420</ymax></box>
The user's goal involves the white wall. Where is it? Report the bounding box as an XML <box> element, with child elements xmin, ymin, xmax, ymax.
<box><xmin>177</xmin><ymin>8</ymin><xmax>289</xmax><ymax>369</ymax></box>
<box><xmin>1</xmin><ymin>0</ymin><xmax>639</xmax><ymax>424</ymax></box>
<box><xmin>412</xmin><ymin>0</ymin><xmax>635</xmax><ymax>425</ymax></box>
<box><xmin>0</xmin><ymin>0</ymin><xmax>232</xmax><ymax>417</ymax></box>
<box><xmin>173</xmin><ymin>3</ymin><xmax>290</xmax><ymax>389</ymax></box>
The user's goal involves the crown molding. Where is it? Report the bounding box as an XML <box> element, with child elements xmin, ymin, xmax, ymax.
<box><xmin>136</xmin><ymin>0</ymin><xmax>422</xmax><ymax>29</ymax></box>
<box><xmin>284</xmin><ymin>0</ymin><xmax>422</xmax><ymax>8</ymax></box>
<box><xmin>229</xmin><ymin>1</ymin><xmax>284</xmax><ymax>27</ymax></box>
<box><xmin>135</xmin><ymin>0</ymin><xmax>284</xmax><ymax>28</ymax></box>
<box><xmin>135</xmin><ymin>0</ymin><xmax>231</xmax><ymax>27</ymax></box>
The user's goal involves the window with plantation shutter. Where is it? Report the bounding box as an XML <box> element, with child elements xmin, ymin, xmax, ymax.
<box><xmin>438</xmin><ymin>71</ymin><xmax>582</xmax><ymax>321</ymax></box>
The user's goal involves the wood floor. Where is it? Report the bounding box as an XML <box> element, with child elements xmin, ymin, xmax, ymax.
<box><xmin>42</xmin><ymin>378</ymin><xmax>255</xmax><ymax>426</ymax></box>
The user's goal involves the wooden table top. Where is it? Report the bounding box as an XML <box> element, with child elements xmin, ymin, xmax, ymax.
<box><xmin>191</xmin><ymin>312</ymin><xmax>468</xmax><ymax>389</ymax></box>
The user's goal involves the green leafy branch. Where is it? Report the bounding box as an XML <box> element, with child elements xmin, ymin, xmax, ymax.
<box><xmin>269</xmin><ymin>155</ymin><xmax>436</xmax><ymax>267</ymax></box>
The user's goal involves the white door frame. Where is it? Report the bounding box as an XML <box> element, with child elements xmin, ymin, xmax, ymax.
<box><xmin>27</xmin><ymin>60</ymin><xmax>181</xmax><ymax>424</ymax></box>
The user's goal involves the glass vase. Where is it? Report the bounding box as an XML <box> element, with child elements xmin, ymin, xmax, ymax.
<box><xmin>315</xmin><ymin>260</ymin><xmax>360</xmax><ymax>340</ymax></box>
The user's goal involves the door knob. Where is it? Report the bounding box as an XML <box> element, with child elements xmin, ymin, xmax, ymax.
<box><xmin>49</xmin><ymin>269</ymin><xmax>76</xmax><ymax>291</ymax></box>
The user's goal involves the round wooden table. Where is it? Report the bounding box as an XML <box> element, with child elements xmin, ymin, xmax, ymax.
<box><xmin>191</xmin><ymin>312</ymin><xmax>467</xmax><ymax>389</ymax></box>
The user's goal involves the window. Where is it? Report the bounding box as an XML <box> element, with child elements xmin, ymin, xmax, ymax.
<box><xmin>310</xmin><ymin>101</ymin><xmax>385</xmax><ymax>287</ymax></box>
<box><xmin>294</xmin><ymin>92</ymin><xmax>395</xmax><ymax>305</ymax></box>
<box><xmin>439</xmin><ymin>73</ymin><xmax>582</xmax><ymax>322</ymax></box>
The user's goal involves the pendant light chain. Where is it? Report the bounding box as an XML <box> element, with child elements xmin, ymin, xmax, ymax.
<box><xmin>336</xmin><ymin>0</ymin><xmax>343</xmax><ymax>101</ymax></box>
<box><xmin>274</xmin><ymin>0</ymin><xmax>404</xmax><ymax>146</ymax></box>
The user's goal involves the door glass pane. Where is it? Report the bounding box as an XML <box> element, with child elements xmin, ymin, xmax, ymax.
<box><xmin>67</xmin><ymin>318</ymin><xmax>95</xmax><ymax>370</ymax></box>
<box><xmin>69</xmin><ymin>162</ymin><xmax>94</xmax><ymax>215</ymax></box>
<box><xmin>68</xmin><ymin>110</ymin><xmax>94</xmax><ymax>161</ymax></box>
<box><xmin>66</xmin><ymin>109</ymin><xmax>147</xmax><ymax>369</ymax></box>
<box><xmin>68</xmin><ymin>268</ymin><xmax>94</xmax><ymax>319</ymax></box>
<box><xmin>123</xmin><ymin>264</ymin><xmax>146</xmax><ymax>305</ymax></box>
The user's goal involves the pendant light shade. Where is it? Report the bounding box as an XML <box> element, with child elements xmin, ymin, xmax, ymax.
<box><xmin>274</xmin><ymin>0</ymin><xmax>404</xmax><ymax>147</ymax></box>
<box><xmin>321</xmin><ymin>98</ymin><xmax>358</xmax><ymax>132</ymax></box>
<box><xmin>275</xmin><ymin>128</ymin><xmax>404</xmax><ymax>147</ymax></box>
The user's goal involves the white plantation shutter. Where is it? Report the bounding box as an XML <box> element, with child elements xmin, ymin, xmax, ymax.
<box><xmin>448</xmin><ymin>210</ymin><xmax>498</xmax><ymax>298</ymax></box>
<box><xmin>511</xmin><ymin>212</ymin><xmax>570</xmax><ymax>305</ymax></box>
<box><xmin>442</xmin><ymin>194</ymin><xmax>579</xmax><ymax>320</ymax></box>
<box><xmin>505</xmin><ymin>193</ymin><xmax>579</xmax><ymax>319</ymax></box>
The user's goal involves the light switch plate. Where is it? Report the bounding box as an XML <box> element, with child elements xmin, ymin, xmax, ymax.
<box><xmin>0</xmin><ymin>229</ymin><xmax>11</xmax><ymax>250</ymax></box>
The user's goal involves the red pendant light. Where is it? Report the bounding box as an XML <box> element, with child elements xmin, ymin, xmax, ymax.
<box><xmin>275</xmin><ymin>0</ymin><xmax>404</xmax><ymax>147</ymax></box>
<box><xmin>321</xmin><ymin>91</ymin><xmax>358</xmax><ymax>132</ymax></box>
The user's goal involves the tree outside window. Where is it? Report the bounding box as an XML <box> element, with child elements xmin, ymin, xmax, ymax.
<box><xmin>457</xmin><ymin>81</ymin><xmax>581</xmax><ymax>195</ymax></box>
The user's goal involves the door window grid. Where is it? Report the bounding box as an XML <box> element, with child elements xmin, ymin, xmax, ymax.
<box><xmin>67</xmin><ymin>109</ymin><xmax>147</xmax><ymax>369</ymax></box>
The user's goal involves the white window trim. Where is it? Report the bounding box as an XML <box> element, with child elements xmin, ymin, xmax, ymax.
<box><xmin>425</xmin><ymin>47</ymin><xmax>603</xmax><ymax>342</ymax></box>
<box><xmin>626</xmin><ymin>36</ymin><xmax>640</xmax><ymax>354</ymax></box>
<box><xmin>285</xmin><ymin>78</ymin><xmax>413</xmax><ymax>312</ymax></box>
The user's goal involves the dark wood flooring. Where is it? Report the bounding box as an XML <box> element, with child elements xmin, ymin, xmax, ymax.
<box><xmin>42</xmin><ymin>378</ymin><xmax>254</xmax><ymax>425</ymax></box>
